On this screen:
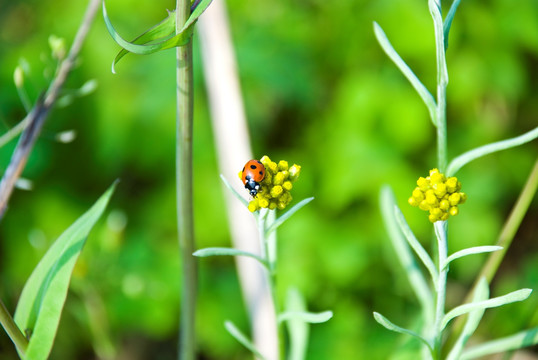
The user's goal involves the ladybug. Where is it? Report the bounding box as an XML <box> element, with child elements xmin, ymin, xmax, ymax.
<box><xmin>241</xmin><ymin>160</ymin><xmax>266</xmax><ymax>197</ymax></box>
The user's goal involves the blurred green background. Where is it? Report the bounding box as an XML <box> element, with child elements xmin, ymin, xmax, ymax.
<box><xmin>1</xmin><ymin>0</ymin><xmax>537</xmax><ymax>358</ymax></box>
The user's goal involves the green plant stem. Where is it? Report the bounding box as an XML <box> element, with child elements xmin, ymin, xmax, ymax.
<box><xmin>175</xmin><ymin>0</ymin><xmax>196</xmax><ymax>359</ymax></box>
<box><xmin>0</xmin><ymin>299</ymin><xmax>28</xmax><ymax>356</ymax></box>
<box><xmin>258</xmin><ymin>209</ymin><xmax>285</xmax><ymax>360</ymax></box>
<box><xmin>433</xmin><ymin>221</ymin><xmax>448</xmax><ymax>359</ymax></box>
<box><xmin>445</xmin><ymin>158</ymin><xmax>538</xmax><ymax>351</ymax></box>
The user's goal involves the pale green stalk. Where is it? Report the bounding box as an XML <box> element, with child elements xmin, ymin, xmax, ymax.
<box><xmin>430</xmin><ymin>1</ymin><xmax>449</xmax><ymax>358</ymax></box>
<box><xmin>433</xmin><ymin>221</ymin><xmax>448</xmax><ymax>360</ymax></box>
<box><xmin>257</xmin><ymin>209</ymin><xmax>285</xmax><ymax>360</ymax></box>
<box><xmin>175</xmin><ymin>0</ymin><xmax>196</xmax><ymax>359</ymax></box>
<box><xmin>0</xmin><ymin>300</ymin><xmax>28</xmax><ymax>356</ymax></box>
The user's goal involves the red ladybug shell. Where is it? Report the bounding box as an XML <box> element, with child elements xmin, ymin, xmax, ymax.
<box><xmin>242</xmin><ymin>160</ymin><xmax>266</xmax><ymax>196</ymax></box>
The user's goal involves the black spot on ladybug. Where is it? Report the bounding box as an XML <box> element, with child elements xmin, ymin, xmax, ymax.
<box><xmin>259</xmin><ymin>171</ymin><xmax>263</xmax><ymax>175</ymax></box>
<box><xmin>250</xmin><ymin>164</ymin><xmax>257</xmax><ymax>170</ymax></box>
<box><xmin>242</xmin><ymin>166</ymin><xmax>245</xmax><ymax>172</ymax></box>
<box><xmin>257</xmin><ymin>160</ymin><xmax>262</xmax><ymax>164</ymax></box>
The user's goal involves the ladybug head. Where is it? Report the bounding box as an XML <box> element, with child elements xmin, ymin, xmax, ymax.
<box><xmin>244</xmin><ymin>178</ymin><xmax>261</xmax><ymax>197</ymax></box>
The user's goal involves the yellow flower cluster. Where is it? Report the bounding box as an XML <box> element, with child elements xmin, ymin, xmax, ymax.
<box><xmin>239</xmin><ymin>155</ymin><xmax>301</xmax><ymax>212</ymax></box>
<box><xmin>408</xmin><ymin>168</ymin><xmax>467</xmax><ymax>223</ymax></box>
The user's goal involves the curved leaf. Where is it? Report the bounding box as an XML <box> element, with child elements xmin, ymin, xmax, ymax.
<box><xmin>373</xmin><ymin>312</ymin><xmax>433</xmax><ymax>351</ymax></box>
<box><xmin>224</xmin><ymin>320</ymin><xmax>267</xmax><ymax>360</ymax></box>
<box><xmin>265</xmin><ymin>197</ymin><xmax>314</xmax><ymax>236</ymax></box>
<box><xmin>113</xmin><ymin>10</ymin><xmax>177</xmax><ymax>72</ymax></box>
<box><xmin>394</xmin><ymin>205</ymin><xmax>438</xmax><ymax>285</ymax></box>
<box><xmin>13</xmin><ymin>183</ymin><xmax>116</xmax><ymax>360</ymax></box>
<box><xmin>447</xmin><ymin>127</ymin><xmax>538</xmax><ymax>176</ymax></box>
<box><xmin>443</xmin><ymin>0</ymin><xmax>462</xmax><ymax>50</ymax></box>
<box><xmin>442</xmin><ymin>246</ymin><xmax>502</xmax><ymax>270</ymax></box>
<box><xmin>442</xmin><ymin>288</ymin><xmax>532</xmax><ymax>330</ymax></box>
<box><xmin>193</xmin><ymin>247</ymin><xmax>268</xmax><ymax>269</ymax></box>
<box><xmin>278</xmin><ymin>311</ymin><xmax>333</xmax><ymax>325</ymax></box>
<box><xmin>103</xmin><ymin>0</ymin><xmax>213</xmax><ymax>72</ymax></box>
<box><xmin>461</xmin><ymin>327</ymin><xmax>538</xmax><ymax>359</ymax></box>
<box><xmin>373</xmin><ymin>22</ymin><xmax>437</xmax><ymax>126</ymax></box>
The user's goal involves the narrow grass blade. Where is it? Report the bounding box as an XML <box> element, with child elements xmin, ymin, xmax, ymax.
<box><xmin>447</xmin><ymin>127</ymin><xmax>538</xmax><ymax>176</ymax></box>
<box><xmin>14</xmin><ymin>183</ymin><xmax>116</xmax><ymax>360</ymax></box>
<box><xmin>394</xmin><ymin>205</ymin><xmax>438</xmax><ymax>284</ymax></box>
<box><xmin>373</xmin><ymin>312</ymin><xmax>433</xmax><ymax>351</ymax></box>
<box><xmin>373</xmin><ymin>22</ymin><xmax>437</xmax><ymax>125</ymax></box>
<box><xmin>442</xmin><ymin>246</ymin><xmax>502</xmax><ymax>270</ymax></box>
<box><xmin>380</xmin><ymin>186</ymin><xmax>434</xmax><ymax>323</ymax></box>
<box><xmin>446</xmin><ymin>278</ymin><xmax>489</xmax><ymax>360</ymax></box>
<box><xmin>193</xmin><ymin>247</ymin><xmax>268</xmax><ymax>269</ymax></box>
<box><xmin>220</xmin><ymin>174</ymin><xmax>249</xmax><ymax>207</ymax></box>
<box><xmin>442</xmin><ymin>288</ymin><xmax>532</xmax><ymax>330</ymax></box>
<box><xmin>461</xmin><ymin>327</ymin><xmax>538</xmax><ymax>360</ymax></box>
<box><xmin>443</xmin><ymin>0</ymin><xmax>462</xmax><ymax>50</ymax></box>
<box><xmin>265</xmin><ymin>197</ymin><xmax>314</xmax><ymax>236</ymax></box>
<box><xmin>224</xmin><ymin>320</ymin><xmax>267</xmax><ymax>360</ymax></box>
<box><xmin>284</xmin><ymin>288</ymin><xmax>308</xmax><ymax>360</ymax></box>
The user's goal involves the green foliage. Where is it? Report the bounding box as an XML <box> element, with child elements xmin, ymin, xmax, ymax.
<box><xmin>13</xmin><ymin>183</ymin><xmax>115</xmax><ymax>360</ymax></box>
<box><xmin>0</xmin><ymin>0</ymin><xmax>537</xmax><ymax>358</ymax></box>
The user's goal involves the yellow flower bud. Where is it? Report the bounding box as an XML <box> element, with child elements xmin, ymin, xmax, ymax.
<box><xmin>449</xmin><ymin>193</ymin><xmax>461</xmax><ymax>206</ymax></box>
<box><xmin>409</xmin><ymin>197</ymin><xmax>418</xmax><ymax>206</ymax></box>
<box><xmin>433</xmin><ymin>182</ymin><xmax>447</xmax><ymax>198</ymax></box>
<box><xmin>289</xmin><ymin>164</ymin><xmax>301</xmax><ymax>181</ymax></box>
<box><xmin>449</xmin><ymin>206</ymin><xmax>459</xmax><ymax>216</ymax></box>
<box><xmin>446</xmin><ymin>177</ymin><xmax>458</xmax><ymax>192</ymax></box>
<box><xmin>459</xmin><ymin>192</ymin><xmax>467</xmax><ymax>204</ymax></box>
<box><xmin>430</xmin><ymin>172</ymin><xmax>445</xmax><ymax>184</ymax></box>
<box><xmin>419</xmin><ymin>200</ymin><xmax>430</xmax><ymax>211</ymax></box>
<box><xmin>270</xmin><ymin>185</ymin><xmax>283</xmax><ymax>198</ymax></box>
<box><xmin>278</xmin><ymin>160</ymin><xmax>289</xmax><ymax>171</ymax></box>
<box><xmin>259</xmin><ymin>197</ymin><xmax>269</xmax><ymax>208</ymax></box>
<box><xmin>439</xmin><ymin>199</ymin><xmax>450</xmax><ymax>211</ymax></box>
<box><xmin>412</xmin><ymin>188</ymin><xmax>425</xmax><ymax>202</ymax></box>
<box><xmin>274</xmin><ymin>172</ymin><xmax>285</xmax><ymax>185</ymax></box>
<box><xmin>417</xmin><ymin>177</ymin><xmax>429</xmax><ymax>191</ymax></box>
<box><xmin>269</xmin><ymin>201</ymin><xmax>278</xmax><ymax>210</ymax></box>
<box><xmin>283</xmin><ymin>181</ymin><xmax>293</xmax><ymax>191</ymax></box>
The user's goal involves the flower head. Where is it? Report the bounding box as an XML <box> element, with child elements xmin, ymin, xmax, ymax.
<box><xmin>408</xmin><ymin>168</ymin><xmax>466</xmax><ymax>223</ymax></box>
<box><xmin>239</xmin><ymin>155</ymin><xmax>301</xmax><ymax>212</ymax></box>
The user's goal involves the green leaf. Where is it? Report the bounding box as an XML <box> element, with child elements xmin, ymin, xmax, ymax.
<box><xmin>442</xmin><ymin>288</ymin><xmax>532</xmax><ymax>330</ymax></box>
<box><xmin>380</xmin><ymin>186</ymin><xmax>434</xmax><ymax>323</ymax></box>
<box><xmin>112</xmin><ymin>11</ymin><xmax>177</xmax><ymax>72</ymax></box>
<box><xmin>14</xmin><ymin>183</ymin><xmax>116</xmax><ymax>360</ymax></box>
<box><xmin>193</xmin><ymin>247</ymin><xmax>269</xmax><ymax>269</ymax></box>
<box><xmin>428</xmin><ymin>0</ymin><xmax>448</xmax><ymax>85</ymax></box>
<box><xmin>278</xmin><ymin>311</ymin><xmax>333</xmax><ymax>325</ymax></box>
<box><xmin>284</xmin><ymin>288</ymin><xmax>309</xmax><ymax>360</ymax></box>
<box><xmin>265</xmin><ymin>197</ymin><xmax>314</xmax><ymax>236</ymax></box>
<box><xmin>220</xmin><ymin>174</ymin><xmax>248</xmax><ymax>208</ymax></box>
<box><xmin>373</xmin><ymin>312</ymin><xmax>433</xmax><ymax>351</ymax></box>
<box><xmin>446</xmin><ymin>278</ymin><xmax>489</xmax><ymax>360</ymax></box>
<box><xmin>394</xmin><ymin>205</ymin><xmax>438</xmax><ymax>285</ymax></box>
<box><xmin>224</xmin><ymin>320</ymin><xmax>267</xmax><ymax>360</ymax></box>
<box><xmin>461</xmin><ymin>327</ymin><xmax>538</xmax><ymax>360</ymax></box>
<box><xmin>103</xmin><ymin>0</ymin><xmax>213</xmax><ymax>72</ymax></box>
<box><xmin>447</xmin><ymin>127</ymin><xmax>538</xmax><ymax>176</ymax></box>
<box><xmin>442</xmin><ymin>246</ymin><xmax>502</xmax><ymax>270</ymax></box>
<box><xmin>373</xmin><ymin>22</ymin><xmax>437</xmax><ymax>126</ymax></box>
<box><xmin>443</xmin><ymin>0</ymin><xmax>462</xmax><ymax>50</ymax></box>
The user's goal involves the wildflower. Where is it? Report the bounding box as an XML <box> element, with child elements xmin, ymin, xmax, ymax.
<box><xmin>239</xmin><ymin>155</ymin><xmax>301</xmax><ymax>212</ymax></box>
<box><xmin>408</xmin><ymin>168</ymin><xmax>466</xmax><ymax>223</ymax></box>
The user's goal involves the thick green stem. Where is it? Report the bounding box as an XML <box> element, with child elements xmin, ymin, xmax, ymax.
<box><xmin>176</xmin><ymin>1</ymin><xmax>196</xmax><ymax>359</ymax></box>
<box><xmin>0</xmin><ymin>300</ymin><xmax>28</xmax><ymax>356</ymax></box>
